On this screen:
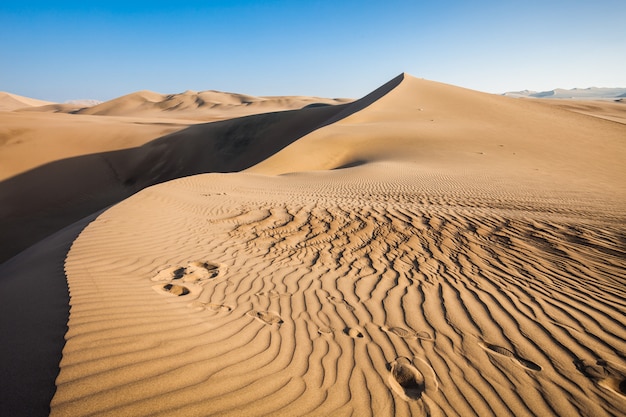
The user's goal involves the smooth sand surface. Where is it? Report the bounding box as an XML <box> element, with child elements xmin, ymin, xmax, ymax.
<box><xmin>1</xmin><ymin>74</ymin><xmax>625</xmax><ymax>416</ymax></box>
<box><xmin>531</xmin><ymin>98</ymin><xmax>626</xmax><ymax>125</ymax></box>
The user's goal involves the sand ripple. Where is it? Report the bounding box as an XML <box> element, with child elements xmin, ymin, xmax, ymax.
<box><xmin>52</xmin><ymin>166</ymin><xmax>626</xmax><ymax>416</ymax></box>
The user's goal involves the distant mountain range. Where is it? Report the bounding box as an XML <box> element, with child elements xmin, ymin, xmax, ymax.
<box><xmin>503</xmin><ymin>87</ymin><xmax>626</xmax><ymax>100</ymax></box>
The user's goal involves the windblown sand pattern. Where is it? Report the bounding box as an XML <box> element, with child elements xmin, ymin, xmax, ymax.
<box><xmin>36</xmin><ymin>74</ymin><xmax>626</xmax><ymax>416</ymax></box>
<box><xmin>51</xmin><ymin>163</ymin><xmax>626</xmax><ymax>416</ymax></box>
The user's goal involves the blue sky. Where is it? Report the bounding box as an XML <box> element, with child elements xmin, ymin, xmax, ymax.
<box><xmin>1</xmin><ymin>1</ymin><xmax>625</xmax><ymax>102</ymax></box>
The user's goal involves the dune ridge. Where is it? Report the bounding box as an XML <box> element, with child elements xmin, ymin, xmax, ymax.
<box><xmin>48</xmin><ymin>74</ymin><xmax>626</xmax><ymax>416</ymax></box>
<box><xmin>0</xmin><ymin>91</ymin><xmax>54</xmax><ymax>111</ymax></box>
<box><xmin>16</xmin><ymin>89</ymin><xmax>352</xmax><ymax>121</ymax></box>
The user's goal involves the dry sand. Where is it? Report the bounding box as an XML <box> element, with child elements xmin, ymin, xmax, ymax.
<box><xmin>15</xmin><ymin>90</ymin><xmax>351</xmax><ymax>122</ymax></box>
<box><xmin>1</xmin><ymin>74</ymin><xmax>625</xmax><ymax>416</ymax></box>
<box><xmin>0</xmin><ymin>91</ymin><xmax>54</xmax><ymax>111</ymax></box>
<box><xmin>0</xmin><ymin>92</ymin><xmax>352</xmax><ymax>263</ymax></box>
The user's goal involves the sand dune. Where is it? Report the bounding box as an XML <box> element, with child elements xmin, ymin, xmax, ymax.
<box><xmin>52</xmin><ymin>165</ymin><xmax>626</xmax><ymax>416</ymax></box>
<box><xmin>0</xmin><ymin>111</ymin><xmax>198</xmax><ymax>262</ymax></box>
<box><xmin>26</xmin><ymin>89</ymin><xmax>351</xmax><ymax>121</ymax></box>
<box><xmin>0</xmin><ymin>91</ymin><xmax>54</xmax><ymax>111</ymax></box>
<box><xmin>1</xmin><ymin>74</ymin><xmax>626</xmax><ymax>416</ymax></box>
<box><xmin>50</xmin><ymin>75</ymin><xmax>626</xmax><ymax>416</ymax></box>
<box><xmin>249</xmin><ymin>75</ymin><xmax>626</xmax><ymax>199</ymax></box>
<box><xmin>0</xmin><ymin>84</ymin><xmax>371</xmax><ymax>263</ymax></box>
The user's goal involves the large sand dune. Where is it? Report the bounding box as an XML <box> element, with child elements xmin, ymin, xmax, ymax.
<box><xmin>1</xmin><ymin>74</ymin><xmax>625</xmax><ymax>416</ymax></box>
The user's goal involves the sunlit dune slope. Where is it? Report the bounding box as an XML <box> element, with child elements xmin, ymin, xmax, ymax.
<box><xmin>0</xmin><ymin>91</ymin><xmax>54</xmax><ymax>111</ymax></box>
<box><xmin>250</xmin><ymin>74</ymin><xmax>626</xmax><ymax>201</ymax></box>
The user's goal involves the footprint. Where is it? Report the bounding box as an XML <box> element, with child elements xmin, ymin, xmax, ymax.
<box><xmin>599</xmin><ymin>377</ymin><xmax>626</xmax><ymax>398</ymax></box>
<box><xmin>171</xmin><ymin>267</ymin><xmax>187</xmax><ymax>280</ymax></box>
<box><xmin>255</xmin><ymin>290</ymin><xmax>291</xmax><ymax>299</ymax></box>
<box><xmin>152</xmin><ymin>261</ymin><xmax>223</xmax><ymax>284</ymax></box>
<box><xmin>383</xmin><ymin>326</ymin><xmax>417</xmax><ymax>339</ymax></box>
<box><xmin>248</xmin><ymin>310</ymin><xmax>283</xmax><ymax>326</ymax></box>
<box><xmin>382</xmin><ymin>326</ymin><xmax>433</xmax><ymax>342</ymax></box>
<box><xmin>343</xmin><ymin>327</ymin><xmax>364</xmax><ymax>339</ymax></box>
<box><xmin>162</xmin><ymin>283</ymin><xmax>190</xmax><ymax>296</ymax></box>
<box><xmin>388</xmin><ymin>357</ymin><xmax>425</xmax><ymax>401</ymax></box>
<box><xmin>481</xmin><ymin>342</ymin><xmax>542</xmax><ymax>371</ymax></box>
<box><xmin>327</xmin><ymin>295</ymin><xmax>355</xmax><ymax>312</ymax></box>
<box><xmin>153</xmin><ymin>266</ymin><xmax>186</xmax><ymax>282</ymax></box>
<box><xmin>207</xmin><ymin>303</ymin><xmax>232</xmax><ymax>312</ymax></box>
<box><xmin>188</xmin><ymin>301</ymin><xmax>233</xmax><ymax>312</ymax></box>
<box><xmin>317</xmin><ymin>326</ymin><xmax>335</xmax><ymax>335</ymax></box>
<box><xmin>574</xmin><ymin>358</ymin><xmax>626</xmax><ymax>398</ymax></box>
<box><xmin>416</xmin><ymin>331</ymin><xmax>434</xmax><ymax>341</ymax></box>
<box><xmin>181</xmin><ymin>261</ymin><xmax>221</xmax><ymax>282</ymax></box>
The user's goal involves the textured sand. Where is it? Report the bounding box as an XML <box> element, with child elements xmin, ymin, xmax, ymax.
<box><xmin>2</xmin><ymin>74</ymin><xmax>626</xmax><ymax>416</ymax></box>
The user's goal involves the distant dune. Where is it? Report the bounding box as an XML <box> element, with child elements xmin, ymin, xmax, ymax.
<box><xmin>1</xmin><ymin>74</ymin><xmax>625</xmax><ymax>417</ymax></box>
<box><xmin>16</xmin><ymin>89</ymin><xmax>352</xmax><ymax>122</ymax></box>
<box><xmin>0</xmin><ymin>92</ymin><xmax>55</xmax><ymax>111</ymax></box>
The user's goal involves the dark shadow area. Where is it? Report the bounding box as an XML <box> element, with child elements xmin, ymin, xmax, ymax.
<box><xmin>334</xmin><ymin>160</ymin><xmax>367</xmax><ymax>170</ymax></box>
<box><xmin>0</xmin><ymin>210</ymin><xmax>101</xmax><ymax>417</ymax></box>
<box><xmin>0</xmin><ymin>74</ymin><xmax>404</xmax><ymax>264</ymax></box>
<box><xmin>302</xmin><ymin>102</ymin><xmax>332</xmax><ymax>108</ymax></box>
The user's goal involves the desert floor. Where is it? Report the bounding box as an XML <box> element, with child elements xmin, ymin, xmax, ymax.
<box><xmin>1</xmin><ymin>74</ymin><xmax>625</xmax><ymax>416</ymax></box>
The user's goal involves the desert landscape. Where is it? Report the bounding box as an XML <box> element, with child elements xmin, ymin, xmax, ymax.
<box><xmin>1</xmin><ymin>73</ymin><xmax>625</xmax><ymax>416</ymax></box>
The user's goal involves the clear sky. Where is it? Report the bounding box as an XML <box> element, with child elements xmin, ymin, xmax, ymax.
<box><xmin>1</xmin><ymin>0</ymin><xmax>625</xmax><ymax>102</ymax></box>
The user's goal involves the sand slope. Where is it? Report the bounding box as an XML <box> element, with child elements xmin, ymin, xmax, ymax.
<box><xmin>249</xmin><ymin>75</ymin><xmax>626</xmax><ymax>200</ymax></box>
<box><xmin>0</xmin><ymin>111</ymin><xmax>195</xmax><ymax>262</ymax></box>
<box><xmin>46</xmin><ymin>74</ymin><xmax>626</xmax><ymax>416</ymax></box>
<box><xmin>0</xmin><ymin>91</ymin><xmax>54</xmax><ymax>111</ymax></box>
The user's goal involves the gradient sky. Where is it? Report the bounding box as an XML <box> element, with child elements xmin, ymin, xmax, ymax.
<box><xmin>1</xmin><ymin>0</ymin><xmax>625</xmax><ymax>102</ymax></box>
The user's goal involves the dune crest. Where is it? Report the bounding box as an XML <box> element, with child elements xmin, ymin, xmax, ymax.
<box><xmin>62</xmin><ymin>89</ymin><xmax>352</xmax><ymax>121</ymax></box>
<box><xmin>0</xmin><ymin>91</ymin><xmax>55</xmax><ymax>111</ymax></box>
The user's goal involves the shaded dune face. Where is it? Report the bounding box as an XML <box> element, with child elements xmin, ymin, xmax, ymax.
<box><xmin>0</xmin><ymin>94</ymin><xmax>356</xmax><ymax>263</ymax></box>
